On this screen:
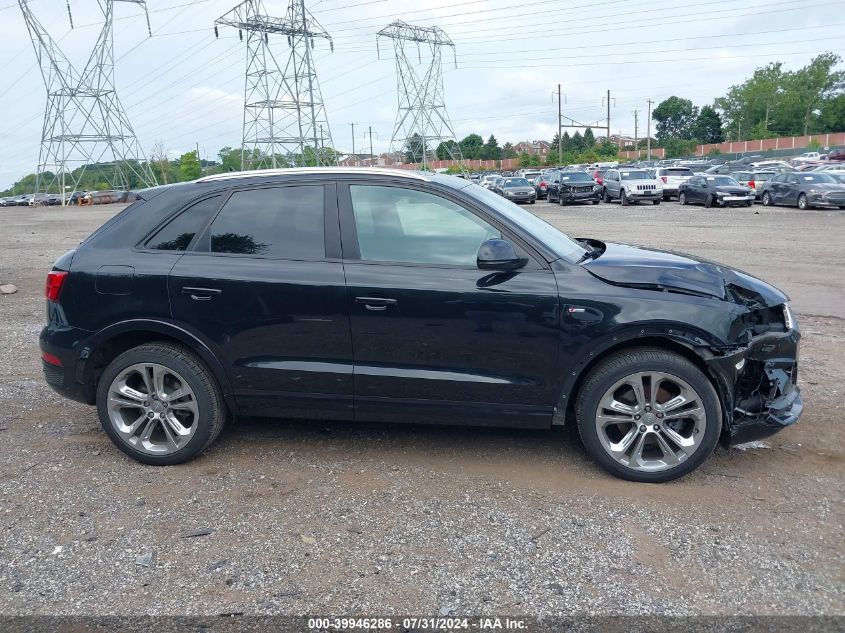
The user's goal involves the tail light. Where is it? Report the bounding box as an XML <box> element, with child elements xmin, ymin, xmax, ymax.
<box><xmin>42</xmin><ymin>351</ymin><xmax>63</xmax><ymax>367</ymax></box>
<box><xmin>748</xmin><ymin>180</ymin><xmax>755</xmax><ymax>189</ymax></box>
<box><xmin>45</xmin><ymin>270</ymin><xmax>68</xmax><ymax>302</ymax></box>
<box><xmin>661</xmin><ymin>176</ymin><xmax>668</xmax><ymax>183</ymax></box>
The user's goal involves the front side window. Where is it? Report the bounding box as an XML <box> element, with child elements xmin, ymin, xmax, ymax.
<box><xmin>147</xmin><ymin>194</ymin><xmax>222</xmax><ymax>251</ymax></box>
<box><xmin>206</xmin><ymin>186</ymin><xmax>324</xmax><ymax>258</ymax></box>
<box><xmin>349</xmin><ymin>185</ymin><xmax>500</xmax><ymax>266</ymax></box>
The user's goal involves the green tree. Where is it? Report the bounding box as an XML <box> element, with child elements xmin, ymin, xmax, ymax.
<box><xmin>691</xmin><ymin>105</ymin><xmax>724</xmax><ymax>143</ymax></box>
<box><xmin>217</xmin><ymin>146</ymin><xmax>242</xmax><ymax>172</ymax></box>
<box><xmin>178</xmin><ymin>150</ymin><xmax>201</xmax><ymax>181</ymax></box>
<box><xmin>403</xmin><ymin>133</ymin><xmax>424</xmax><ymax>163</ymax></box>
<box><xmin>663</xmin><ymin>138</ymin><xmax>698</xmax><ymax>158</ymax></box>
<box><xmin>571</xmin><ymin>131</ymin><xmax>585</xmax><ymax>151</ymax></box>
<box><xmin>653</xmin><ymin>96</ymin><xmax>699</xmax><ymax>142</ymax></box>
<box><xmin>436</xmin><ymin>140</ymin><xmax>460</xmax><ymax>160</ymax></box>
<box><xmin>482</xmin><ymin>135</ymin><xmax>501</xmax><ymax>160</ymax></box>
<box><xmin>596</xmin><ymin>139</ymin><xmax>618</xmax><ymax>158</ymax></box>
<box><xmin>501</xmin><ymin>142</ymin><xmax>517</xmax><ymax>159</ymax></box>
<box><xmin>459</xmin><ymin>134</ymin><xmax>484</xmax><ymax>159</ymax></box>
<box><xmin>583</xmin><ymin>127</ymin><xmax>596</xmax><ymax>147</ymax></box>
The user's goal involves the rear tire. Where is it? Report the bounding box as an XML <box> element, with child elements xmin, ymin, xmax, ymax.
<box><xmin>762</xmin><ymin>192</ymin><xmax>772</xmax><ymax>206</ymax></box>
<box><xmin>575</xmin><ymin>347</ymin><xmax>721</xmax><ymax>483</ymax></box>
<box><xmin>96</xmin><ymin>342</ymin><xmax>227</xmax><ymax>465</ymax></box>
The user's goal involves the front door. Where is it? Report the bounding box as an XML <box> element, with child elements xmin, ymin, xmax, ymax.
<box><xmin>168</xmin><ymin>182</ymin><xmax>354</xmax><ymax>420</ymax></box>
<box><xmin>338</xmin><ymin>182</ymin><xmax>561</xmax><ymax>428</ymax></box>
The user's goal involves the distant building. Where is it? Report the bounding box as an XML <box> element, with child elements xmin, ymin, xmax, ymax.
<box><xmin>338</xmin><ymin>153</ymin><xmax>377</xmax><ymax>167</ymax></box>
<box><xmin>514</xmin><ymin>140</ymin><xmax>551</xmax><ymax>157</ymax></box>
<box><xmin>610</xmin><ymin>134</ymin><xmax>637</xmax><ymax>148</ymax></box>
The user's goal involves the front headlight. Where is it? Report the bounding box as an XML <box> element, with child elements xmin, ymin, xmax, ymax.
<box><xmin>716</xmin><ymin>191</ymin><xmax>729</xmax><ymax>196</ymax></box>
<box><xmin>505</xmin><ymin>191</ymin><xmax>514</xmax><ymax>196</ymax></box>
<box><xmin>783</xmin><ymin>303</ymin><xmax>795</xmax><ymax>330</ymax></box>
<box><xmin>593</xmin><ymin>184</ymin><xmax>601</xmax><ymax>191</ymax></box>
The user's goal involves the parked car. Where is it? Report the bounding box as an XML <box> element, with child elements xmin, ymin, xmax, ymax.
<box><xmin>812</xmin><ymin>163</ymin><xmax>845</xmax><ymax>172</ymax></box>
<box><xmin>653</xmin><ymin>167</ymin><xmax>694</xmax><ymax>200</ymax></box>
<box><xmin>793</xmin><ymin>151</ymin><xmax>822</xmax><ymax>163</ymax></box>
<box><xmin>498</xmin><ymin>177</ymin><xmax>536</xmax><ymax>204</ymax></box>
<box><xmin>590</xmin><ymin>169</ymin><xmax>606</xmax><ymax>187</ymax></box>
<box><xmin>601</xmin><ymin>169</ymin><xmax>662</xmax><ymax>205</ymax></box>
<box><xmin>479</xmin><ymin>174</ymin><xmax>500</xmax><ymax>190</ymax></box>
<box><xmin>749</xmin><ymin>160</ymin><xmax>793</xmax><ymax>173</ymax></box>
<box><xmin>518</xmin><ymin>170</ymin><xmax>541</xmax><ymax>182</ymax></box>
<box><xmin>531</xmin><ymin>175</ymin><xmax>549</xmax><ymax>199</ymax></box>
<box><xmin>67</xmin><ymin>191</ymin><xmax>87</xmax><ymax>205</ymax></box>
<box><xmin>547</xmin><ymin>171</ymin><xmax>601</xmax><ymax>205</ymax></box>
<box><xmin>17</xmin><ymin>195</ymin><xmax>33</xmax><ymax>206</ymax></box>
<box><xmin>827</xmin><ymin>148</ymin><xmax>845</xmax><ymax>161</ymax></box>
<box><xmin>0</xmin><ymin>197</ymin><xmax>13</xmax><ymax>207</ymax></box>
<box><xmin>678</xmin><ymin>175</ymin><xmax>755</xmax><ymax>208</ymax></box>
<box><xmin>761</xmin><ymin>172</ymin><xmax>845</xmax><ymax>209</ymax></box>
<box><xmin>39</xmin><ymin>167</ymin><xmax>802</xmax><ymax>482</ymax></box>
<box><xmin>491</xmin><ymin>177</ymin><xmax>506</xmax><ymax>195</ymax></box>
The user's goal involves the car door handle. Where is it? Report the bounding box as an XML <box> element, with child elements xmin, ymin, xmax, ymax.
<box><xmin>181</xmin><ymin>287</ymin><xmax>222</xmax><ymax>301</ymax></box>
<box><xmin>355</xmin><ymin>296</ymin><xmax>397</xmax><ymax>311</ymax></box>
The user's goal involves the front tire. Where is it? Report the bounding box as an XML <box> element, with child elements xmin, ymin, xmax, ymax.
<box><xmin>704</xmin><ymin>194</ymin><xmax>714</xmax><ymax>208</ymax></box>
<box><xmin>603</xmin><ymin>188</ymin><xmax>611</xmax><ymax>203</ymax></box>
<box><xmin>678</xmin><ymin>191</ymin><xmax>687</xmax><ymax>205</ymax></box>
<box><xmin>575</xmin><ymin>348</ymin><xmax>721</xmax><ymax>483</ymax></box>
<box><xmin>96</xmin><ymin>342</ymin><xmax>227</xmax><ymax>465</ymax></box>
<box><xmin>652</xmin><ymin>199</ymin><xmax>661</xmax><ymax>206</ymax></box>
<box><xmin>798</xmin><ymin>193</ymin><xmax>809</xmax><ymax>210</ymax></box>
<box><xmin>621</xmin><ymin>190</ymin><xmax>629</xmax><ymax>206</ymax></box>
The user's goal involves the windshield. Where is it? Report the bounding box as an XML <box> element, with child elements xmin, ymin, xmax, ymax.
<box><xmin>799</xmin><ymin>173</ymin><xmax>837</xmax><ymax>183</ymax></box>
<box><xmin>560</xmin><ymin>173</ymin><xmax>593</xmax><ymax>182</ymax></box>
<box><xmin>705</xmin><ymin>176</ymin><xmax>741</xmax><ymax>186</ymax></box>
<box><xmin>620</xmin><ymin>171</ymin><xmax>650</xmax><ymax>180</ymax></box>
<box><xmin>462</xmin><ymin>185</ymin><xmax>587</xmax><ymax>262</ymax></box>
<box><xmin>503</xmin><ymin>178</ymin><xmax>530</xmax><ymax>187</ymax></box>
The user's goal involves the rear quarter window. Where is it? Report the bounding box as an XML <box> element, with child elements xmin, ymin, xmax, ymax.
<box><xmin>146</xmin><ymin>195</ymin><xmax>222</xmax><ymax>251</ymax></box>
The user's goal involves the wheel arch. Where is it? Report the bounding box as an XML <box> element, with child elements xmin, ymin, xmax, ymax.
<box><xmin>556</xmin><ymin>333</ymin><xmax>727</xmax><ymax>438</ymax></box>
<box><xmin>79</xmin><ymin>319</ymin><xmax>235</xmax><ymax>411</ymax></box>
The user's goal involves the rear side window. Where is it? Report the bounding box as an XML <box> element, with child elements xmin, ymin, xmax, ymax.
<box><xmin>147</xmin><ymin>195</ymin><xmax>221</xmax><ymax>251</ymax></box>
<box><xmin>207</xmin><ymin>186</ymin><xmax>324</xmax><ymax>259</ymax></box>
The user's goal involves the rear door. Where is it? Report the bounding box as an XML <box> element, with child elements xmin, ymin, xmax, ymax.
<box><xmin>168</xmin><ymin>182</ymin><xmax>354</xmax><ymax>420</ymax></box>
<box><xmin>338</xmin><ymin>181</ymin><xmax>561</xmax><ymax>428</ymax></box>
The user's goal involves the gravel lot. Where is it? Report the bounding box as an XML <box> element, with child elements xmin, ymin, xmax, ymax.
<box><xmin>0</xmin><ymin>199</ymin><xmax>843</xmax><ymax>617</ymax></box>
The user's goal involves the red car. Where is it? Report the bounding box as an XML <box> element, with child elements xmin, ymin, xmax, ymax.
<box><xmin>532</xmin><ymin>175</ymin><xmax>549</xmax><ymax>199</ymax></box>
<box><xmin>591</xmin><ymin>169</ymin><xmax>606</xmax><ymax>186</ymax></box>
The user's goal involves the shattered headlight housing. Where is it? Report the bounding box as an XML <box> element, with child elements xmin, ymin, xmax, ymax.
<box><xmin>783</xmin><ymin>303</ymin><xmax>795</xmax><ymax>330</ymax></box>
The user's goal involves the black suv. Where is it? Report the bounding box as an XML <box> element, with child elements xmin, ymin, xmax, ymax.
<box><xmin>40</xmin><ymin>168</ymin><xmax>802</xmax><ymax>482</ymax></box>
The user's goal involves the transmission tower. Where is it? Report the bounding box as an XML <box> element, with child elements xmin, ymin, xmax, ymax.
<box><xmin>215</xmin><ymin>0</ymin><xmax>336</xmax><ymax>170</ymax></box>
<box><xmin>377</xmin><ymin>21</ymin><xmax>462</xmax><ymax>170</ymax></box>
<box><xmin>19</xmin><ymin>1</ymin><xmax>157</xmax><ymax>204</ymax></box>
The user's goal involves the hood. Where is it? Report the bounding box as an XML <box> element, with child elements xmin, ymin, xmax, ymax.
<box><xmin>711</xmin><ymin>185</ymin><xmax>753</xmax><ymax>193</ymax></box>
<box><xmin>581</xmin><ymin>241</ymin><xmax>787</xmax><ymax>308</ymax></box>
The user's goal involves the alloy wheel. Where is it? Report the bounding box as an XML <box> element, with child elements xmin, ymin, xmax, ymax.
<box><xmin>594</xmin><ymin>371</ymin><xmax>707</xmax><ymax>473</ymax></box>
<box><xmin>106</xmin><ymin>362</ymin><xmax>199</xmax><ymax>455</ymax></box>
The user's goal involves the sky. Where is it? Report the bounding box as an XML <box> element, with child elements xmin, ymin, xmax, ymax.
<box><xmin>0</xmin><ymin>0</ymin><xmax>843</xmax><ymax>189</ymax></box>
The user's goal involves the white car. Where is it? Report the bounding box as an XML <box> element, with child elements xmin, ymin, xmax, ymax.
<box><xmin>602</xmin><ymin>168</ymin><xmax>663</xmax><ymax>205</ymax></box>
<box><xmin>793</xmin><ymin>151</ymin><xmax>822</xmax><ymax>163</ymax></box>
<box><xmin>749</xmin><ymin>160</ymin><xmax>793</xmax><ymax>172</ymax></box>
<box><xmin>479</xmin><ymin>174</ymin><xmax>501</xmax><ymax>189</ymax></box>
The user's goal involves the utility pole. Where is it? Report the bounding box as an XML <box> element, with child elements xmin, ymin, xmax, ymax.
<box><xmin>606</xmin><ymin>89</ymin><xmax>611</xmax><ymax>142</ymax></box>
<box><xmin>215</xmin><ymin>0</ymin><xmax>336</xmax><ymax>169</ymax></box>
<box><xmin>557</xmin><ymin>83</ymin><xmax>563</xmax><ymax>164</ymax></box>
<box><xmin>646</xmin><ymin>98</ymin><xmax>653</xmax><ymax>161</ymax></box>
<box><xmin>350</xmin><ymin>122</ymin><xmax>356</xmax><ymax>164</ymax></box>
<box><xmin>368</xmin><ymin>125</ymin><xmax>374</xmax><ymax>166</ymax></box>
<box><xmin>196</xmin><ymin>142</ymin><xmax>201</xmax><ymax>174</ymax></box>
<box><xmin>378</xmin><ymin>21</ymin><xmax>463</xmax><ymax>170</ymax></box>
<box><xmin>633</xmin><ymin>110</ymin><xmax>638</xmax><ymax>158</ymax></box>
<box><xmin>19</xmin><ymin>0</ymin><xmax>157</xmax><ymax>202</ymax></box>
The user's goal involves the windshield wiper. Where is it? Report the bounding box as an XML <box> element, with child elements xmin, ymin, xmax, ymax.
<box><xmin>576</xmin><ymin>246</ymin><xmax>598</xmax><ymax>264</ymax></box>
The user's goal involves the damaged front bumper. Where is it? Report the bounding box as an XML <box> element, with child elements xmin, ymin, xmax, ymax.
<box><xmin>706</xmin><ymin>326</ymin><xmax>803</xmax><ymax>446</ymax></box>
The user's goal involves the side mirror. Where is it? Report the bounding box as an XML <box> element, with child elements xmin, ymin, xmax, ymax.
<box><xmin>477</xmin><ymin>239</ymin><xmax>527</xmax><ymax>271</ymax></box>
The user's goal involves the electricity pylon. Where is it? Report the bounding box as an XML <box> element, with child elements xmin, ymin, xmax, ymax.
<box><xmin>215</xmin><ymin>0</ymin><xmax>336</xmax><ymax>170</ymax></box>
<box><xmin>377</xmin><ymin>20</ymin><xmax>463</xmax><ymax>170</ymax></box>
<box><xmin>19</xmin><ymin>1</ymin><xmax>157</xmax><ymax>205</ymax></box>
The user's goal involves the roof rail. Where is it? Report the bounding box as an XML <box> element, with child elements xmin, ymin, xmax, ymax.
<box><xmin>195</xmin><ymin>166</ymin><xmax>430</xmax><ymax>183</ymax></box>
